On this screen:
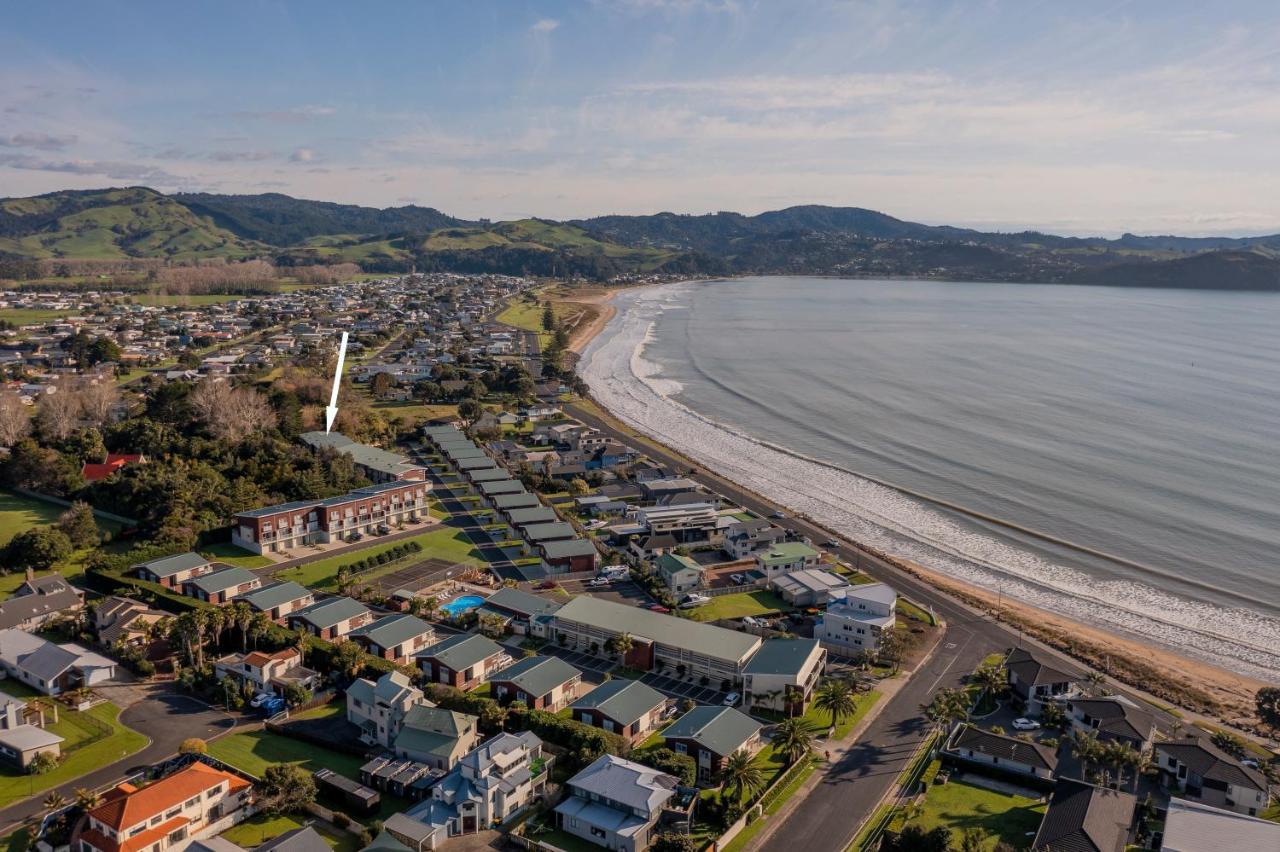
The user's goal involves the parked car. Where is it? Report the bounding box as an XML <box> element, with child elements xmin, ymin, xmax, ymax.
<box><xmin>722</xmin><ymin>692</ymin><xmax>741</xmax><ymax>706</ymax></box>
<box><xmin>663</xmin><ymin>704</ymin><xmax>680</xmax><ymax>719</ymax></box>
<box><xmin>1011</xmin><ymin>717</ymin><xmax>1041</xmax><ymax>731</ymax></box>
<box><xmin>349</xmin><ymin>532</ymin><xmax>363</xmax><ymax>542</ymax></box>
<box><xmin>771</xmin><ymin>510</ymin><xmax>787</xmax><ymax>519</ymax></box>
<box><xmin>742</xmin><ymin>616</ymin><xmax>760</xmax><ymax>626</ymax></box>
<box><xmin>824</xmin><ymin>538</ymin><xmax>840</xmax><ymax>548</ymax></box>
<box><xmin>249</xmin><ymin>692</ymin><xmax>275</xmax><ymax>708</ymax></box>
<box><xmin>648</xmin><ymin>604</ymin><xmax>670</xmax><ymax>613</ymax></box>
<box><xmin>729</xmin><ymin>573</ymin><xmax>746</xmax><ymax>585</ymax></box>
<box><xmin>377</xmin><ymin>523</ymin><xmax>391</xmax><ymax>534</ymax></box>
<box><xmin>588</xmin><ymin>577</ymin><xmax>610</xmax><ymax>587</ymax></box>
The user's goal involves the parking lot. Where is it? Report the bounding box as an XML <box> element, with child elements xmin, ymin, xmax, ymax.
<box><xmin>538</xmin><ymin>644</ymin><xmax>618</xmax><ymax>675</ymax></box>
<box><xmin>551</xmin><ymin>576</ymin><xmax>651</xmax><ymax>606</ymax></box>
<box><xmin>636</xmin><ymin>671</ymin><xmax>730</xmax><ymax>704</ymax></box>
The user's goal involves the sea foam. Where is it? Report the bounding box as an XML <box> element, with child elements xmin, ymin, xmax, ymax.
<box><xmin>579</xmin><ymin>282</ymin><xmax>1280</xmax><ymax>682</ymax></box>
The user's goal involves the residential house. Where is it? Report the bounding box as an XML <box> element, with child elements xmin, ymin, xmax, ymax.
<box><xmin>0</xmin><ymin>688</ymin><xmax>64</xmax><ymax>769</ymax></box>
<box><xmin>944</xmin><ymin>724</ymin><xmax>1059</xmax><ymax>781</ymax></box>
<box><xmin>555</xmin><ymin>755</ymin><xmax>680</xmax><ymax>852</ymax></box>
<box><xmin>80</xmin><ymin>761</ymin><xmax>254</xmax><ymax>852</ymax></box>
<box><xmin>632</xmin><ymin>503</ymin><xmax>718</xmax><ymax>546</ymax></box>
<box><xmin>0</xmin><ymin>629</ymin><xmax>116</xmax><ymax>695</ymax></box>
<box><xmin>490</xmin><ymin>655</ymin><xmax>582</xmax><ymax>712</ymax></box>
<box><xmin>415</xmin><ymin>634</ymin><xmax>511</xmax><ymax>690</ymax></box>
<box><xmin>654</xmin><ymin>553</ymin><xmax>704</xmax><ymax>596</ymax></box>
<box><xmin>475</xmin><ymin>588</ymin><xmax>563</xmax><ymax>632</ymax></box>
<box><xmin>94</xmin><ymin>597</ymin><xmax>168</xmax><ymax>648</ymax></box>
<box><xmin>722</xmin><ymin>520</ymin><xmax>787</xmax><ymax>560</ymax></box>
<box><xmin>1031</xmin><ymin>778</ymin><xmax>1136</xmax><ymax>851</ymax></box>
<box><xmin>390</xmin><ymin>731</ymin><xmax>547</xmax><ymax>845</ymax></box>
<box><xmin>236</xmin><ymin>582</ymin><xmax>315</xmax><ymax>623</ymax></box>
<box><xmin>569</xmin><ymin>680</ymin><xmax>667</xmax><ymax>744</ymax></box>
<box><xmin>1161</xmin><ymin>797</ymin><xmax>1280</xmax><ymax>852</ymax></box>
<box><xmin>182</xmin><ymin>566</ymin><xmax>262</xmax><ymax>605</ymax></box>
<box><xmin>770</xmin><ymin>569</ymin><xmax>851</xmax><ymax>607</ymax></box>
<box><xmin>350</xmin><ymin>614</ymin><xmax>437</xmax><ymax>663</ymax></box>
<box><xmin>0</xmin><ymin>572</ymin><xmax>85</xmax><ymax>631</ymax></box>
<box><xmin>753</xmin><ymin>543</ymin><xmax>821</xmax><ymax>580</ymax></box>
<box><xmin>347</xmin><ymin>671</ymin><xmax>429</xmax><ymax>748</ymax></box>
<box><xmin>288</xmin><ymin>597</ymin><xmax>374</xmax><ymax>640</ymax></box>
<box><xmin>814</xmin><ymin>582</ymin><xmax>897</xmax><ymax>655</ymax></box>
<box><xmin>1156</xmin><ymin>737</ymin><xmax>1270</xmax><ymax>817</ymax></box>
<box><xmin>1064</xmin><ymin>696</ymin><xmax>1157</xmax><ymax>750</ymax></box>
<box><xmin>540</xmin><ymin>539</ymin><xmax>599</xmax><ymax>575</ymax></box>
<box><xmin>552</xmin><ymin>596</ymin><xmax>761</xmax><ymax>687</ymax></box>
<box><xmin>214</xmin><ymin>647</ymin><xmax>317</xmax><ymax>697</ymax></box>
<box><xmin>300</xmin><ymin>431</ymin><xmax>427</xmax><ymax>483</ymax></box>
<box><xmin>741</xmin><ymin>638</ymin><xmax>826</xmax><ymax>716</ymax></box>
<box><xmin>81</xmin><ymin>452</ymin><xmax>146</xmax><ymax>483</ymax></box>
<box><xmin>662</xmin><ymin>706</ymin><xmax>764</xmax><ymax>785</ymax></box>
<box><xmin>394</xmin><ymin>704</ymin><xmax>481</xmax><ymax>771</ymax></box>
<box><xmin>253</xmin><ymin>826</ymin><xmax>333</xmax><ymax>852</ymax></box>
<box><xmin>1006</xmin><ymin>647</ymin><xmax>1083</xmax><ymax>714</ymax></box>
<box><xmin>232</xmin><ymin>481</ymin><xmax>430</xmax><ymax>555</ymax></box>
<box><xmin>133</xmin><ymin>552</ymin><xmax>213</xmax><ymax>589</ymax></box>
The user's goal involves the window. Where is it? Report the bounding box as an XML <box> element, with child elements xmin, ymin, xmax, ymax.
<box><xmin>674</xmin><ymin>742</ymin><xmax>687</xmax><ymax>754</ymax></box>
<box><xmin>184</xmin><ymin>796</ymin><xmax>201</xmax><ymax>808</ymax></box>
<box><xmin>206</xmin><ymin>785</ymin><xmax>221</xmax><ymax>799</ymax></box>
<box><xmin>165</xmin><ymin>808</ymin><xmax>181</xmax><ymax>820</ymax></box>
<box><xmin>591</xmin><ymin>827</ymin><xmax>607</xmax><ymax>839</ymax></box>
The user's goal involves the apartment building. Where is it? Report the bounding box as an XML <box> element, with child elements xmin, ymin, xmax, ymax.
<box><xmin>231</xmin><ymin>481</ymin><xmax>430</xmax><ymax>555</ymax></box>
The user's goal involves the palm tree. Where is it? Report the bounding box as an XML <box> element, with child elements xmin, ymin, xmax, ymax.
<box><xmin>772</xmin><ymin>718</ymin><xmax>815</xmax><ymax>765</ymax></box>
<box><xmin>248</xmin><ymin>612</ymin><xmax>272</xmax><ymax>649</ymax></box>
<box><xmin>814</xmin><ymin>678</ymin><xmax>858</xmax><ymax>731</ymax></box>
<box><xmin>1071</xmin><ymin>729</ymin><xmax>1103</xmax><ymax>781</ymax></box>
<box><xmin>719</xmin><ymin>749</ymin><xmax>765</xmax><ymax>805</ymax></box>
<box><xmin>422</xmin><ymin>596</ymin><xmax>439</xmax><ymax>620</ymax></box>
<box><xmin>74</xmin><ymin>787</ymin><xmax>100</xmax><ymax>812</ymax></box>
<box><xmin>1084</xmin><ymin>671</ymin><xmax>1106</xmax><ymax>695</ymax></box>
<box><xmin>42</xmin><ymin>791</ymin><xmax>67</xmax><ymax>816</ymax></box>
<box><xmin>231</xmin><ymin>602</ymin><xmax>253</xmax><ymax>652</ymax></box>
<box><xmin>972</xmin><ymin>664</ymin><xmax>1006</xmax><ymax>702</ymax></box>
<box><xmin>606</xmin><ymin>632</ymin><xmax>634</xmax><ymax>661</ymax></box>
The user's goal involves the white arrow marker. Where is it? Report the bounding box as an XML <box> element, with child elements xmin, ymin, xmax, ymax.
<box><xmin>325</xmin><ymin>331</ymin><xmax>349</xmax><ymax>433</ymax></box>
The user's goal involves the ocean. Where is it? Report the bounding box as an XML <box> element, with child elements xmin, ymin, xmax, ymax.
<box><xmin>578</xmin><ymin>276</ymin><xmax>1280</xmax><ymax>681</ymax></box>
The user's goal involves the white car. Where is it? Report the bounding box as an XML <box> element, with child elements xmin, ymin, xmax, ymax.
<box><xmin>678</xmin><ymin>594</ymin><xmax>710</xmax><ymax>609</ymax></box>
<box><xmin>1011</xmin><ymin>717</ymin><xmax>1041</xmax><ymax>731</ymax></box>
<box><xmin>722</xmin><ymin>692</ymin><xmax>741</xmax><ymax>706</ymax></box>
<box><xmin>742</xmin><ymin>616</ymin><xmax>760</xmax><ymax>626</ymax></box>
<box><xmin>588</xmin><ymin>577</ymin><xmax>610</xmax><ymax>587</ymax></box>
<box><xmin>730</xmin><ymin>573</ymin><xmax>746</xmax><ymax>585</ymax></box>
<box><xmin>249</xmin><ymin>692</ymin><xmax>275</xmax><ymax>708</ymax></box>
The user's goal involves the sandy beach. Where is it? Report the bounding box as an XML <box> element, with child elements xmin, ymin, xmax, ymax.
<box><xmin>566</xmin><ymin>281</ymin><xmax>1276</xmax><ymax>736</ymax></box>
<box><xmin>559</xmin><ymin>287</ymin><xmax>617</xmax><ymax>354</ymax></box>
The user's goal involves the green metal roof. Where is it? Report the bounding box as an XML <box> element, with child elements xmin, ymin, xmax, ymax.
<box><xmin>350</xmin><ymin>614</ymin><xmax>434</xmax><ymax>649</ymax></box>
<box><xmin>494</xmin><ymin>655</ymin><xmax>580</xmax><ymax>698</ymax></box>
<box><xmin>656</xmin><ymin>553</ymin><xmax>702</xmax><ymax>581</ymax></box>
<box><xmin>663</xmin><ymin>706</ymin><xmax>762</xmax><ymax>757</ymax></box>
<box><xmin>416</xmin><ymin>633</ymin><xmax>503</xmax><ymax>670</ymax></box>
<box><xmin>237</xmin><ymin>581</ymin><xmax>311</xmax><ymax>611</ymax></box>
<box><xmin>570</xmin><ymin>679</ymin><xmax>666</xmax><ymax>725</ymax></box>
<box><xmin>758</xmin><ymin>542</ymin><xmax>820</xmax><ymax>566</ymax></box>
<box><xmin>522</xmin><ymin>522</ymin><xmax>575</xmax><ymax>541</ymax></box>
<box><xmin>553</xmin><ymin>596</ymin><xmax>760</xmax><ymax>664</ymax></box>
<box><xmin>188</xmin><ymin>566</ymin><xmax>258</xmax><ymax>594</ymax></box>
<box><xmin>741</xmin><ymin>638</ymin><xmax>821</xmax><ymax>676</ymax></box>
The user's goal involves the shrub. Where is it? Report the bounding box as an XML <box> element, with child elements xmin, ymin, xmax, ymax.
<box><xmin>332</xmin><ymin>813</ymin><xmax>351</xmax><ymax>830</ymax></box>
<box><xmin>179</xmin><ymin>737</ymin><xmax>208</xmax><ymax>754</ymax></box>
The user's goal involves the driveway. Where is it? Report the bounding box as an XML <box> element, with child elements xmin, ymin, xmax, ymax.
<box><xmin>0</xmin><ymin>685</ymin><xmax>235</xmax><ymax>835</ymax></box>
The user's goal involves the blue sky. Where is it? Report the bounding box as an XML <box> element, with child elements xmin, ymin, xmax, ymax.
<box><xmin>3</xmin><ymin>1</ymin><xmax>1280</xmax><ymax>234</ymax></box>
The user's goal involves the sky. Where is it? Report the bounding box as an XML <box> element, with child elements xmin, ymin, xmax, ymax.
<box><xmin>4</xmin><ymin>1</ymin><xmax>1280</xmax><ymax>235</ymax></box>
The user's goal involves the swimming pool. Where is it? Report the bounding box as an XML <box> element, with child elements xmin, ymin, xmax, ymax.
<box><xmin>441</xmin><ymin>594</ymin><xmax>486</xmax><ymax>617</ymax></box>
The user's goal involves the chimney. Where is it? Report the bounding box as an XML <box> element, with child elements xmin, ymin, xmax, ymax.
<box><xmin>24</xmin><ymin>567</ymin><xmax>34</xmax><ymax>583</ymax></box>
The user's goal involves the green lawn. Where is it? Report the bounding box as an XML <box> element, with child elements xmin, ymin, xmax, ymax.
<box><xmin>0</xmin><ymin>702</ymin><xmax>146</xmax><ymax>808</ymax></box>
<box><xmin>688</xmin><ymin>590</ymin><xmax>789</xmax><ymax>622</ymax></box>
<box><xmin>0</xmin><ymin>308</ymin><xmax>75</xmax><ymax>324</ymax></box>
<box><xmin>203</xmin><ymin>542</ymin><xmax>273</xmax><ymax>569</ymax></box>
<box><xmin>289</xmin><ymin>702</ymin><xmax>343</xmax><ymax>722</ymax></box>
<box><xmin>273</xmin><ymin>526</ymin><xmax>483</xmax><ymax>591</ymax></box>
<box><xmin>208</xmin><ymin>729</ymin><xmax>406</xmax><ymax>822</ymax></box>
<box><xmin>0</xmin><ymin>491</ymin><xmax>69</xmax><ymax>545</ymax></box>
<box><xmin>131</xmin><ymin>294</ymin><xmax>245</xmax><ymax>306</ymax></box>
<box><xmin>721</xmin><ymin>756</ymin><xmax>822</xmax><ymax>852</ymax></box>
<box><xmin>897</xmin><ymin>599</ymin><xmax>936</xmax><ymax>626</ymax></box>
<box><xmin>523</xmin><ymin>827</ymin><xmax>601</xmax><ymax>852</ymax></box>
<box><xmin>799</xmin><ymin>690</ymin><xmax>882</xmax><ymax>740</ymax></box>
<box><xmin>901</xmin><ymin>779</ymin><xmax>1046</xmax><ymax>851</ymax></box>
<box><xmin>221</xmin><ymin>813</ymin><xmax>358</xmax><ymax>852</ymax></box>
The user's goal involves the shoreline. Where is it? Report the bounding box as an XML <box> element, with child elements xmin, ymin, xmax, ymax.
<box><xmin>566</xmin><ymin>279</ymin><xmax>1274</xmax><ymax>734</ymax></box>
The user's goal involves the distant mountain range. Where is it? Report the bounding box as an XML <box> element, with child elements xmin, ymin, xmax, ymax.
<box><xmin>3</xmin><ymin>186</ymin><xmax>1280</xmax><ymax>290</ymax></box>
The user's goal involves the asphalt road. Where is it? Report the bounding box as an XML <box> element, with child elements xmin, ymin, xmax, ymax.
<box><xmin>0</xmin><ymin>686</ymin><xmax>234</xmax><ymax>835</ymax></box>
<box><xmin>561</xmin><ymin>399</ymin><xmax>1080</xmax><ymax>852</ymax></box>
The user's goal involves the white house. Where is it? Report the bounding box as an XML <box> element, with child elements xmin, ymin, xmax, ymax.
<box><xmin>555</xmin><ymin>755</ymin><xmax>680</xmax><ymax>852</ymax></box>
<box><xmin>814</xmin><ymin>582</ymin><xmax>896</xmax><ymax>655</ymax></box>
<box><xmin>347</xmin><ymin>670</ymin><xmax>429</xmax><ymax>748</ymax></box>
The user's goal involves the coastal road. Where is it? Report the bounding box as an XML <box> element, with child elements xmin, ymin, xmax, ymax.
<box><xmin>0</xmin><ymin>686</ymin><xmax>234</xmax><ymax>835</ymax></box>
<box><xmin>562</xmin><ymin>399</ymin><xmax>1091</xmax><ymax>852</ymax></box>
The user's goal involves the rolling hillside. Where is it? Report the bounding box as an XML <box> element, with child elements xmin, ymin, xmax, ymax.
<box><xmin>0</xmin><ymin>187</ymin><xmax>263</xmax><ymax>260</ymax></box>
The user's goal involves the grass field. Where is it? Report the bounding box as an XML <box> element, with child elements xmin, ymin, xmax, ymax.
<box><xmin>0</xmin><ymin>308</ymin><xmax>76</xmax><ymax>324</ymax></box>
<box><xmin>799</xmin><ymin>690</ymin><xmax>881</xmax><ymax>740</ymax></box>
<box><xmin>221</xmin><ymin>814</ymin><xmax>358</xmax><ymax>852</ymax></box>
<box><xmin>688</xmin><ymin>590</ymin><xmax>789</xmax><ymax>622</ymax></box>
<box><xmin>899</xmin><ymin>779</ymin><xmax>1046</xmax><ymax>851</ymax></box>
<box><xmin>368</xmin><ymin>399</ymin><xmax>458</xmax><ymax>425</ymax></box>
<box><xmin>0</xmin><ymin>702</ymin><xmax>146</xmax><ymax>807</ymax></box>
<box><xmin>203</xmin><ymin>542</ymin><xmax>273</xmax><ymax>569</ymax></box>
<box><xmin>274</xmin><ymin>525</ymin><xmax>483</xmax><ymax>590</ymax></box>
<box><xmin>0</xmin><ymin>491</ymin><xmax>122</xmax><ymax>546</ymax></box>
<box><xmin>208</xmin><ymin>729</ymin><xmax>405</xmax><ymax>821</ymax></box>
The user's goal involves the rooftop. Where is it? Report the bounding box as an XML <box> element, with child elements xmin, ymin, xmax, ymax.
<box><xmin>569</xmin><ymin>679</ymin><xmax>666</xmax><ymax>725</ymax></box>
<box><xmin>554</xmin><ymin>596</ymin><xmax>761</xmax><ymax>665</ymax></box>
<box><xmin>741</xmin><ymin>638</ymin><xmax>822</xmax><ymax>676</ymax></box>
<box><xmin>663</xmin><ymin>705</ymin><xmax>762</xmax><ymax>757</ymax></box>
<box><xmin>493</xmin><ymin>655</ymin><xmax>580</xmax><ymax>698</ymax></box>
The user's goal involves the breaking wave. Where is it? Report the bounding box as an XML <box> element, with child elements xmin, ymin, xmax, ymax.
<box><xmin>579</xmin><ymin>281</ymin><xmax>1280</xmax><ymax>682</ymax></box>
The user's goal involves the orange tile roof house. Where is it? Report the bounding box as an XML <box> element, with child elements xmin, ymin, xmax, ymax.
<box><xmin>80</xmin><ymin>761</ymin><xmax>253</xmax><ymax>852</ymax></box>
<box><xmin>81</xmin><ymin>453</ymin><xmax>146</xmax><ymax>483</ymax></box>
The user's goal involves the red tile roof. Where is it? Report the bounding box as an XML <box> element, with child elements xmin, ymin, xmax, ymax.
<box><xmin>81</xmin><ymin>453</ymin><xmax>145</xmax><ymax>483</ymax></box>
<box><xmin>88</xmin><ymin>762</ymin><xmax>249</xmax><ymax>832</ymax></box>
<box><xmin>82</xmin><ymin>816</ymin><xmax>189</xmax><ymax>852</ymax></box>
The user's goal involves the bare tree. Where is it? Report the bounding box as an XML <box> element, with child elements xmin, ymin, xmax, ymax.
<box><xmin>78</xmin><ymin>381</ymin><xmax>120</xmax><ymax>427</ymax></box>
<box><xmin>0</xmin><ymin>392</ymin><xmax>31</xmax><ymax>447</ymax></box>
<box><xmin>35</xmin><ymin>386</ymin><xmax>80</xmax><ymax>442</ymax></box>
<box><xmin>191</xmin><ymin>379</ymin><xmax>275</xmax><ymax>443</ymax></box>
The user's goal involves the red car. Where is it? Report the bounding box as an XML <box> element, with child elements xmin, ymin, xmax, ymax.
<box><xmin>648</xmin><ymin>604</ymin><xmax>670</xmax><ymax>613</ymax></box>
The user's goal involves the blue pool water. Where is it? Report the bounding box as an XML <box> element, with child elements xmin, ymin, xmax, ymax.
<box><xmin>441</xmin><ymin>595</ymin><xmax>485</xmax><ymax>617</ymax></box>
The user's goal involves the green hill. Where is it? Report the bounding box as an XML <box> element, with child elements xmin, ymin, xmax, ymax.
<box><xmin>0</xmin><ymin>187</ymin><xmax>264</xmax><ymax>260</ymax></box>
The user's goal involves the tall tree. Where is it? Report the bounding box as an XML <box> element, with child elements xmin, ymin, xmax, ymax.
<box><xmin>719</xmin><ymin>749</ymin><xmax>765</xmax><ymax>805</ymax></box>
<box><xmin>814</xmin><ymin>678</ymin><xmax>860</xmax><ymax>730</ymax></box>
<box><xmin>772</xmin><ymin>718</ymin><xmax>815</xmax><ymax>765</ymax></box>
<box><xmin>0</xmin><ymin>391</ymin><xmax>31</xmax><ymax>447</ymax></box>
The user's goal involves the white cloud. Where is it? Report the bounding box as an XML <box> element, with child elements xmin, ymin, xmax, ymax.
<box><xmin>0</xmin><ymin>132</ymin><xmax>78</xmax><ymax>151</ymax></box>
<box><xmin>289</xmin><ymin>148</ymin><xmax>315</xmax><ymax>162</ymax></box>
<box><xmin>531</xmin><ymin>18</ymin><xmax>560</xmax><ymax>33</ymax></box>
<box><xmin>232</xmin><ymin>105</ymin><xmax>336</xmax><ymax>123</ymax></box>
